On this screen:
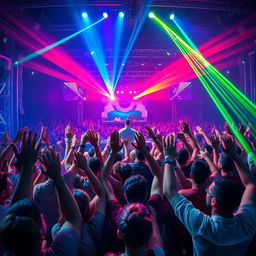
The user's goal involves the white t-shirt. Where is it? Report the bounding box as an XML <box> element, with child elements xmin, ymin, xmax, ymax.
<box><xmin>119</xmin><ymin>127</ymin><xmax>136</xmax><ymax>143</ymax></box>
<box><xmin>171</xmin><ymin>193</ymin><xmax>256</xmax><ymax>256</ymax></box>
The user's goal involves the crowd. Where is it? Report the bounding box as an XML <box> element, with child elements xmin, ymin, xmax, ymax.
<box><xmin>0</xmin><ymin>119</ymin><xmax>255</xmax><ymax>256</ymax></box>
<box><xmin>28</xmin><ymin>120</ymin><xmax>220</xmax><ymax>144</ymax></box>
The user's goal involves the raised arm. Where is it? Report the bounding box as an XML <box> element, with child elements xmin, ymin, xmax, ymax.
<box><xmin>163</xmin><ymin>134</ymin><xmax>178</xmax><ymax>202</ymax></box>
<box><xmin>222</xmin><ymin>134</ymin><xmax>256</xmax><ymax>206</ymax></box>
<box><xmin>87</xmin><ymin>130</ymin><xmax>104</xmax><ymax>169</ymax></box>
<box><xmin>132</xmin><ymin>132</ymin><xmax>163</xmax><ymax>197</ymax></box>
<box><xmin>74</xmin><ymin>151</ymin><xmax>106</xmax><ymax>214</ymax></box>
<box><xmin>40</xmin><ymin>147</ymin><xmax>81</xmax><ymax>236</ymax></box>
<box><xmin>198</xmin><ymin>148</ymin><xmax>220</xmax><ymax>177</ymax></box>
<box><xmin>144</xmin><ymin>126</ymin><xmax>163</xmax><ymax>155</ymax></box>
<box><xmin>180</xmin><ymin>121</ymin><xmax>199</xmax><ymax>161</ymax></box>
<box><xmin>11</xmin><ymin>131</ymin><xmax>41</xmax><ymax>205</ymax></box>
<box><xmin>100</xmin><ymin>130</ymin><xmax>122</xmax><ymax>201</ymax></box>
<box><xmin>63</xmin><ymin>124</ymin><xmax>73</xmax><ymax>163</ymax></box>
<box><xmin>196</xmin><ymin>126</ymin><xmax>211</xmax><ymax>146</ymax></box>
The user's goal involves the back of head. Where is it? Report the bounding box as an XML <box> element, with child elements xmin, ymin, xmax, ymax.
<box><xmin>118</xmin><ymin>203</ymin><xmax>152</xmax><ymax>248</ymax></box>
<box><xmin>219</xmin><ymin>153</ymin><xmax>235</xmax><ymax>172</ymax></box>
<box><xmin>7</xmin><ymin>199</ymin><xmax>42</xmax><ymax>228</ymax></box>
<box><xmin>0</xmin><ymin>214</ymin><xmax>41</xmax><ymax>256</ymax></box>
<box><xmin>88</xmin><ymin>157</ymin><xmax>101</xmax><ymax>175</ymax></box>
<box><xmin>88</xmin><ymin>147</ymin><xmax>95</xmax><ymax>158</ymax></box>
<box><xmin>0</xmin><ymin>173</ymin><xmax>9</xmax><ymax>194</ymax></box>
<box><xmin>73</xmin><ymin>189</ymin><xmax>90</xmax><ymax>222</ymax></box>
<box><xmin>191</xmin><ymin>160</ymin><xmax>211</xmax><ymax>184</ymax></box>
<box><xmin>114</xmin><ymin>152</ymin><xmax>123</xmax><ymax>164</ymax></box>
<box><xmin>124</xmin><ymin>175</ymin><xmax>148</xmax><ymax>203</ymax></box>
<box><xmin>135</xmin><ymin>149</ymin><xmax>145</xmax><ymax>161</ymax></box>
<box><xmin>177</xmin><ymin>148</ymin><xmax>189</xmax><ymax>165</ymax></box>
<box><xmin>125</xmin><ymin>119</ymin><xmax>131</xmax><ymax>126</ymax></box>
<box><xmin>212</xmin><ymin>177</ymin><xmax>243</xmax><ymax>214</ymax></box>
<box><xmin>118</xmin><ymin>164</ymin><xmax>133</xmax><ymax>182</ymax></box>
<box><xmin>202</xmin><ymin>144</ymin><xmax>213</xmax><ymax>154</ymax></box>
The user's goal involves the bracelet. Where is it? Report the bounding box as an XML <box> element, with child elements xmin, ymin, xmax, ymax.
<box><xmin>65</xmin><ymin>138</ymin><xmax>71</xmax><ymax>143</ymax></box>
<box><xmin>53</xmin><ymin>176</ymin><xmax>65</xmax><ymax>185</ymax></box>
<box><xmin>78</xmin><ymin>144</ymin><xmax>86</xmax><ymax>148</ymax></box>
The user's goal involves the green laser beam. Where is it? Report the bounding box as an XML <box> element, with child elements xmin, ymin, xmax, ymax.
<box><xmin>14</xmin><ymin>17</ymin><xmax>106</xmax><ymax>65</ymax></box>
<box><xmin>153</xmin><ymin>15</ymin><xmax>256</xmax><ymax>163</ymax></box>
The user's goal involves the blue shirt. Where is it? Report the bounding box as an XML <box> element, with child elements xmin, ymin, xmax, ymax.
<box><xmin>171</xmin><ymin>193</ymin><xmax>256</xmax><ymax>256</ymax></box>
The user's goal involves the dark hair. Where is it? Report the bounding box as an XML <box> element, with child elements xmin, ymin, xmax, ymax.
<box><xmin>88</xmin><ymin>147</ymin><xmax>95</xmax><ymax>158</ymax></box>
<box><xmin>191</xmin><ymin>160</ymin><xmax>211</xmax><ymax>184</ymax></box>
<box><xmin>219</xmin><ymin>153</ymin><xmax>235</xmax><ymax>172</ymax></box>
<box><xmin>177</xmin><ymin>148</ymin><xmax>189</xmax><ymax>165</ymax></box>
<box><xmin>114</xmin><ymin>152</ymin><xmax>123</xmax><ymax>164</ymax></box>
<box><xmin>118</xmin><ymin>203</ymin><xmax>152</xmax><ymax>248</ymax></box>
<box><xmin>88</xmin><ymin>157</ymin><xmax>101</xmax><ymax>174</ymax></box>
<box><xmin>118</xmin><ymin>164</ymin><xmax>133</xmax><ymax>182</ymax></box>
<box><xmin>0</xmin><ymin>214</ymin><xmax>41</xmax><ymax>256</ymax></box>
<box><xmin>202</xmin><ymin>144</ymin><xmax>213</xmax><ymax>154</ymax></box>
<box><xmin>212</xmin><ymin>177</ymin><xmax>243</xmax><ymax>213</ymax></box>
<box><xmin>135</xmin><ymin>150</ymin><xmax>145</xmax><ymax>161</ymax></box>
<box><xmin>124</xmin><ymin>175</ymin><xmax>148</xmax><ymax>203</ymax></box>
<box><xmin>0</xmin><ymin>173</ymin><xmax>8</xmax><ymax>193</ymax></box>
<box><xmin>6</xmin><ymin>199</ymin><xmax>42</xmax><ymax>228</ymax></box>
<box><xmin>72</xmin><ymin>189</ymin><xmax>90</xmax><ymax>222</ymax></box>
<box><xmin>125</xmin><ymin>119</ymin><xmax>131</xmax><ymax>126</ymax></box>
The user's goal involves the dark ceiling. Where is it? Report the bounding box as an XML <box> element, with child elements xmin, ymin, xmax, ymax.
<box><xmin>1</xmin><ymin>0</ymin><xmax>256</xmax><ymax>89</ymax></box>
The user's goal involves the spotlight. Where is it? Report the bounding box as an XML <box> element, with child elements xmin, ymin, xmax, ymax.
<box><xmin>134</xmin><ymin>91</ymin><xmax>137</xmax><ymax>94</ymax></box>
<box><xmin>129</xmin><ymin>91</ymin><xmax>132</xmax><ymax>94</ymax></box>
<box><xmin>116</xmin><ymin>91</ymin><xmax>120</xmax><ymax>94</ymax></box>
<box><xmin>121</xmin><ymin>90</ymin><xmax>124</xmax><ymax>94</ymax></box>
<box><xmin>148</xmin><ymin>12</ymin><xmax>155</xmax><ymax>18</ymax></box>
<box><xmin>110</xmin><ymin>95</ymin><xmax>115</xmax><ymax>101</ymax></box>
<box><xmin>103</xmin><ymin>12</ymin><xmax>108</xmax><ymax>18</ymax></box>
<box><xmin>83</xmin><ymin>97</ymin><xmax>87</xmax><ymax>101</ymax></box>
<box><xmin>90</xmin><ymin>51</ymin><xmax>95</xmax><ymax>55</ymax></box>
<box><xmin>170</xmin><ymin>13</ymin><xmax>175</xmax><ymax>20</ymax></box>
<box><xmin>81</xmin><ymin>12</ymin><xmax>88</xmax><ymax>18</ymax></box>
<box><xmin>119</xmin><ymin>12</ymin><xmax>124</xmax><ymax>18</ymax></box>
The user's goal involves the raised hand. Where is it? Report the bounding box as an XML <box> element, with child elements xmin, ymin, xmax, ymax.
<box><xmin>180</xmin><ymin>121</ymin><xmax>191</xmax><ymax>135</ymax></box>
<box><xmin>144</xmin><ymin>125</ymin><xmax>156</xmax><ymax>139</ymax></box>
<box><xmin>163</xmin><ymin>134</ymin><xmax>177</xmax><ymax>159</ymax></box>
<box><xmin>65</xmin><ymin>124</ymin><xmax>73</xmax><ymax>140</ymax></box>
<box><xmin>39</xmin><ymin>147</ymin><xmax>61</xmax><ymax>180</ymax></box>
<box><xmin>132</xmin><ymin>132</ymin><xmax>147</xmax><ymax>153</ymax></box>
<box><xmin>74</xmin><ymin>151</ymin><xmax>88</xmax><ymax>171</ymax></box>
<box><xmin>87</xmin><ymin>130</ymin><xmax>98</xmax><ymax>147</ymax></box>
<box><xmin>224</xmin><ymin>122</ymin><xmax>232</xmax><ymax>135</ymax></box>
<box><xmin>12</xmin><ymin>130</ymin><xmax>41</xmax><ymax>167</ymax></box>
<box><xmin>80</xmin><ymin>131</ymin><xmax>88</xmax><ymax>145</ymax></box>
<box><xmin>110</xmin><ymin>130</ymin><xmax>122</xmax><ymax>154</ymax></box>
<box><xmin>198</xmin><ymin>148</ymin><xmax>210</xmax><ymax>159</ymax></box>
<box><xmin>71</xmin><ymin>134</ymin><xmax>78</xmax><ymax>148</ymax></box>
<box><xmin>196</xmin><ymin>126</ymin><xmax>204</xmax><ymax>134</ymax></box>
<box><xmin>238</xmin><ymin>123</ymin><xmax>246</xmax><ymax>135</ymax></box>
<box><xmin>209</xmin><ymin>134</ymin><xmax>219</xmax><ymax>149</ymax></box>
<box><xmin>13</xmin><ymin>128</ymin><xmax>28</xmax><ymax>144</ymax></box>
<box><xmin>221</xmin><ymin>134</ymin><xmax>237</xmax><ymax>158</ymax></box>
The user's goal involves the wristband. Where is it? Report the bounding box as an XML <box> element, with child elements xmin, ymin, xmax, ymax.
<box><xmin>78</xmin><ymin>144</ymin><xmax>86</xmax><ymax>148</ymax></box>
<box><xmin>65</xmin><ymin>138</ymin><xmax>71</xmax><ymax>143</ymax></box>
<box><xmin>53</xmin><ymin>176</ymin><xmax>65</xmax><ymax>185</ymax></box>
<box><xmin>164</xmin><ymin>157</ymin><xmax>177</xmax><ymax>167</ymax></box>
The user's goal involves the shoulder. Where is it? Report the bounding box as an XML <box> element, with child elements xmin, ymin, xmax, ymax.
<box><xmin>47</xmin><ymin>228</ymin><xmax>80</xmax><ymax>256</ymax></box>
